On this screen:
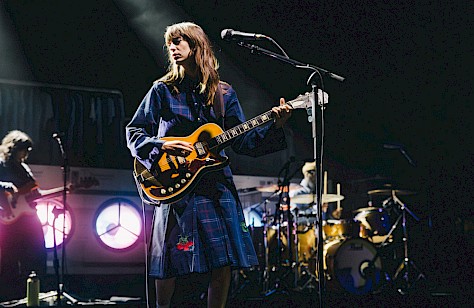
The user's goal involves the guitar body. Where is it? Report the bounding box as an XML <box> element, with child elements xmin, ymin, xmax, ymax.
<box><xmin>133</xmin><ymin>91</ymin><xmax>325</xmax><ymax>204</ymax></box>
<box><xmin>0</xmin><ymin>182</ymin><xmax>39</xmax><ymax>225</ymax></box>
<box><xmin>0</xmin><ymin>178</ymin><xmax>98</xmax><ymax>225</ymax></box>
<box><xmin>134</xmin><ymin>123</ymin><xmax>229</xmax><ymax>204</ymax></box>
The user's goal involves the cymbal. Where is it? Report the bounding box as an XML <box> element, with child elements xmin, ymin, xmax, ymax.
<box><xmin>367</xmin><ymin>189</ymin><xmax>416</xmax><ymax>196</ymax></box>
<box><xmin>291</xmin><ymin>193</ymin><xmax>344</xmax><ymax>204</ymax></box>
<box><xmin>353</xmin><ymin>207</ymin><xmax>383</xmax><ymax>214</ymax></box>
<box><xmin>323</xmin><ymin>193</ymin><xmax>345</xmax><ymax>203</ymax></box>
<box><xmin>290</xmin><ymin>194</ymin><xmax>314</xmax><ymax>204</ymax></box>
<box><xmin>256</xmin><ymin>183</ymin><xmax>302</xmax><ymax>193</ymax></box>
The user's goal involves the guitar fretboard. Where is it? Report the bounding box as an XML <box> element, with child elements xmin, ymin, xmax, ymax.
<box><xmin>214</xmin><ymin>110</ymin><xmax>273</xmax><ymax>146</ymax></box>
<box><xmin>207</xmin><ymin>91</ymin><xmax>317</xmax><ymax>150</ymax></box>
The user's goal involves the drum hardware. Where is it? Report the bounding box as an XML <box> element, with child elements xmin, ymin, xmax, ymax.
<box><xmin>260</xmin><ymin>190</ymin><xmax>280</xmax><ymax>295</ymax></box>
<box><xmin>243</xmin><ymin>194</ymin><xmax>317</xmax><ymax>295</ymax></box>
<box><xmin>265</xmin><ymin>205</ymin><xmax>322</xmax><ymax>294</ymax></box>
<box><xmin>260</xmin><ymin>161</ymin><xmax>306</xmax><ymax>296</ymax></box>
<box><xmin>377</xmin><ymin>212</ymin><xmax>402</xmax><ymax>247</ymax></box>
<box><xmin>381</xmin><ymin>190</ymin><xmax>426</xmax><ymax>294</ymax></box>
<box><xmin>293</xmin><ymin>208</ymin><xmax>320</xmax><ymax>292</ymax></box>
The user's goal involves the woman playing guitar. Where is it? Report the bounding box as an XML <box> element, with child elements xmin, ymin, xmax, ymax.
<box><xmin>126</xmin><ymin>22</ymin><xmax>292</xmax><ymax>308</ymax></box>
<box><xmin>0</xmin><ymin>130</ymin><xmax>47</xmax><ymax>300</ymax></box>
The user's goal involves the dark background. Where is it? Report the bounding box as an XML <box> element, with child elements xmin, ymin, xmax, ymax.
<box><xmin>0</xmin><ymin>0</ymin><xmax>472</xmax><ymax>298</ymax></box>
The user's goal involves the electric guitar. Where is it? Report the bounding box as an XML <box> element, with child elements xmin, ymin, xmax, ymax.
<box><xmin>134</xmin><ymin>90</ymin><xmax>328</xmax><ymax>204</ymax></box>
<box><xmin>0</xmin><ymin>177</ymin><xmax>99</xmax><ymax>225</ymax></box>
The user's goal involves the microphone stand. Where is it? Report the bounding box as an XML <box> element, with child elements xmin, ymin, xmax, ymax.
<box><xmin>236</xmin><ymin>41</ymin><xmax>345</xmax><ymax>82</ymax></box>
<box><xmin>52</xmin><ymin>134</ymin><xmax>77</xmax><ymax>306</ymax></box>
<box><xmin>233</xmin><ymin>39</ymin><xmax>345</xmax><ymax>308</ymax></box>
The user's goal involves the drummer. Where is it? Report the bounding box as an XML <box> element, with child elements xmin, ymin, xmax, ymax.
<box><xmin>290</xmin><ymin>161</ymin><xmax>342</xmax><ymax>221</ymax></box>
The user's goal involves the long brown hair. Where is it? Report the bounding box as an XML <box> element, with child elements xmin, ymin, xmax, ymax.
<box><xmin>157</xmin><ymin>22</ymin><xmax>220</xmax><ymax>106</ymax></box>
<box><xmin>0</xmin><ymin>130</ymin><xmax>33</xmax><ymax>162</ymax></box>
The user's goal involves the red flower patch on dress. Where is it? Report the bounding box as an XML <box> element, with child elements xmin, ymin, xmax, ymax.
<box><xmin>176</xmin><ymin>235</ymin><xmax>194</xmax><ymax>251</ymax></box>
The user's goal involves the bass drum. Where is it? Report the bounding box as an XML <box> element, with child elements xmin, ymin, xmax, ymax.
<box><xmin>325</xmin><ymin>238</ymin><xmax>383</xmax><ymax>295</ymax></box>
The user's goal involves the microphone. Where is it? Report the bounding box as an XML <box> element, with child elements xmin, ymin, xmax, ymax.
<box><xmin>220</xmin><ymin>29</ymin><xmax>268</xmax><ymax>41</ymax></box>
<box><xmin>52</xmin><ymin>132</ymin><xmax>64</xmax><ymax>139</ymax></box>
<box><xmin>383</xmin><ymin>143</ymin><xmax>402</xmax><ymax>149</ymax></box>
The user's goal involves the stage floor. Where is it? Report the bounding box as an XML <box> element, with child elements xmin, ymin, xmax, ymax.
<box><xmin>0</xmin><ymin>270</ymin><xmax>470</xmax><ymax>307</ymax></box>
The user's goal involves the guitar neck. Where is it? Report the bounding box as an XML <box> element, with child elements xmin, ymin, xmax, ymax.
<box><xmin>212</xmin><ymin>110</ymin><xmax>274</xmax><ymax>148</ymax></box>
<box><xmin>25</xmin><ymin>187</ymin><xmax>65</xmax><ymax>204</ymax></box>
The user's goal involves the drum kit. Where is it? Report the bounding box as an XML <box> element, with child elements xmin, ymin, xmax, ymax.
<box><xmin>240</xmin><ymin>182</ymin><xmax>425</xmax><ymax>296</ymax></box>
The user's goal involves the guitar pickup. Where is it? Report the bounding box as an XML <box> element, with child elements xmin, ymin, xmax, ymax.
<box><xmin>194</xmin><ymin>142</ymin><xmax>206</xmax><ymax>157</ymax></box>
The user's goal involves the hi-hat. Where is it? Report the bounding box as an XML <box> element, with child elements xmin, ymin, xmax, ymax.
<box><xmin>367</xmin><ymin>189</ymin><xmax>416</xmax><ymax>196</ymax></box>
<box><xmin>256</xmin><ymin>183</ymin><xmax>302</xmax><ymax>193</ymax></box>
<box><xmin>291</xmin><ymin>193</ymin><xmax>344</xmax><ymax>204</ymax></box>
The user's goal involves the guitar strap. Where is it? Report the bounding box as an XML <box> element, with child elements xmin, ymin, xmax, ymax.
<box><xmin>185</xmin><ymin>82</ymin><xmax>226</xmax><ymax>128</ymax></box>
<box><xmin>213</xmin><ymin>82</ymin><xmax>228</xmax><ymax>128</ymax></box>
<box><xmin>212</xmin><ymin>82</ymin><xmax>243</xmax><ymax>206</ymax></box>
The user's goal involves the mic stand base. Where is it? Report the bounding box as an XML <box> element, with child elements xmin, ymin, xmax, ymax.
<box><xmin>40</xmin><ymin>284</ymin><xmax>79</xmax><ymax>306</ymax></box>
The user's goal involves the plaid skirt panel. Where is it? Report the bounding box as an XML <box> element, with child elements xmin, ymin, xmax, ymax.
<box><xmin>148</xmin><ymin>178</ymin><xmax>258</xmax><ymax>279</ymax></box>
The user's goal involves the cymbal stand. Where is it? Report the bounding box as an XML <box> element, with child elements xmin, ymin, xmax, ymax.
<box><xmin>261</xmin><ymin>192</ymin><xmax>274</xmax><ymax>294</ymax></box>
<box><xmin>291</xmin><ymin>207</ymin><xmax>300</xmax><ymax>288</ymax></box>
<box><xmin>390</xmin><ymin>190</ymin><xmax>426</xmax><ymax>294</ymax></box>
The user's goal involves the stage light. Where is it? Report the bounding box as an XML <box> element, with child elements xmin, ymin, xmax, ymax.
<box><xmin>36</xmin><ymin>199</ymin><xmax>73</xmax><ymax>249</ymax></box>
<box><xmin>94</xmin><ymin>198</ymin><xmax>142</xmax><ymax>250</ymax></box>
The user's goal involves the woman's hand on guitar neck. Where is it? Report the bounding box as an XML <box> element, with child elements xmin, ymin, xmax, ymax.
<box><xmin>272</xmin><ymin>97</ymin><xmax>292</xmax><ymax>129</ymax></box>
<box><xmin>162</xmin><ymin>140</ymin><xmax>194</xmax><ymax>157</ymax></box>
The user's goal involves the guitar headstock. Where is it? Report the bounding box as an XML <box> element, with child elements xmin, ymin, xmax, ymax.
<box><xmin>286</xmin><ymin>90</ymin><xmax>329</xmax><ymax>110</ymax></box>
